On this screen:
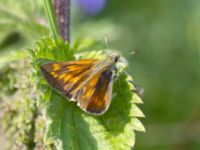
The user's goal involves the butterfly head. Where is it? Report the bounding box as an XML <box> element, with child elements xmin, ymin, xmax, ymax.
<box><xmin>106</xmin><ymin>51</ymin><xmax>128</xmax><ymax>73</ymax></box>
<box><xmin>108</xmin><ymin>52</ymin><xmax>120</xmax><ymax>63</ymax></box>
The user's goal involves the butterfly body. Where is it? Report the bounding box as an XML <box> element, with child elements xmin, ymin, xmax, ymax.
<box><xmin>41</xmin><ymin>54</ymin><xmax>119</xmax><ymax>115</ymax></box>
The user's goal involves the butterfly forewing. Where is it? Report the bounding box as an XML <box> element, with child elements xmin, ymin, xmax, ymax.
<box><xmin>40</xmin><ymin>59</ymin><xmax>99</xmax><ymax>100</ymax></box>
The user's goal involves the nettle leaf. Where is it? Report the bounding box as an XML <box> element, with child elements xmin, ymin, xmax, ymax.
<box><xmin>30</xmin><ymin>36</ymin><xmax>145</xmax><ymax>150</ymax></box>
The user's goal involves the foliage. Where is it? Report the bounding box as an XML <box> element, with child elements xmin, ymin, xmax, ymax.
<box><xmin>0</xmin><ymin>0</ymin><xmax>144</xmax><ymax>149</ymax></box>
<box><xmin>43</xmin><ymin>0</ymin><xmax>59</xmax><ymax>39</ymax></box>
<box><xmin>0</xmin><ymin>57</ymin><xmax>44</xmax><ymax>149</ymax></box>
<box><xmin>0</xmin><ymin>0</ymin><xmax>47</xmax><ymax>57</ymax></box>
<box><xmin>0</xmin><ymin>0</ymin><xmax>47</xmax><ymax>37</ymax></box>
<box><xmin>0</xmin><ymin>0</ymin><xmax>200</xmax><ymax>149</ymax></box>
<box><xmin>30</xmin><ymin>36</ymin><xmax>145</xmax><ymax>149</ymax></box>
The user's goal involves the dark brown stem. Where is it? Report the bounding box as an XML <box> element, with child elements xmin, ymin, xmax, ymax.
<box><xmin>52</xmin><ymin>0</ymin><xmax>70</xmax><ymax>42</ymax></box>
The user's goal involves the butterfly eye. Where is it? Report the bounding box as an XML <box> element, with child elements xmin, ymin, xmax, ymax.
<box><xmin>114</xmin><ymin>55</ymin><xmax>119</xmax><ymax>63</ymax></box>
<box><xmin>108</xmin><ymin>53</ymin><xmax>120</xmax><ymax>63</ymax></box>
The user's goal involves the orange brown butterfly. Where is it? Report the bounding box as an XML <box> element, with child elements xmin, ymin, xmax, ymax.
<box><xmin>41</xmin><ymin>53</ymin><xmax>120</xmax><ymax>115</ymax></box>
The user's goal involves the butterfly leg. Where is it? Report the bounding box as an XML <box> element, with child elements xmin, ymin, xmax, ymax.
<box><xmin>113</xmin><ymin>66</ymin><xmax>119</xmax><ymax>79</ymax></box>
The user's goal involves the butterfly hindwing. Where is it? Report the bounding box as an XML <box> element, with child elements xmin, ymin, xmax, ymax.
<box><xmin>77</xmin><ymin>67</ymin><xmax>114</xmax><ymax>115</ymax></box>
<box><xmin>40</xmin><ymin>59</ymin><xmax>99</xmax><ymax>100</ymax></box>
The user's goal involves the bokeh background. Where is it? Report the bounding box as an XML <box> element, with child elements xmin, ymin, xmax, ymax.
<box><xmin>0</xmin><ymin>0</ymin><xmax>200</xmax><ymax>150</ymax></box>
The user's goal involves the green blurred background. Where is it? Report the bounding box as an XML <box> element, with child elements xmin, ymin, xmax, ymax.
<box><xmin>0</xmin><ymin>0</ymin><xmax>200</xmax><ymax>149</ymax></box>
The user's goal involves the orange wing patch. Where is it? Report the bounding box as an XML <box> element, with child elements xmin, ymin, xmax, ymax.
<box><xmin>53</xmin><ymin>64</ymin><xmax>61</xmax><ymax>71</ymax></box>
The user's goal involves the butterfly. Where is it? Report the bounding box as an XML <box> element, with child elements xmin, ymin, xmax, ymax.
<box><xmin>40</xmin><ymin>53</ymin><xmax>120</xmax><ymax>115</ymax></box>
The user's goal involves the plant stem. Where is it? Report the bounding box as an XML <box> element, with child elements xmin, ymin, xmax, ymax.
<box><xmin>52</xmin><ymin>0</ymin><xmax>70</xmax><ymax>42</ymax></box>
<box><xmin>43</xmin><ymin>0</ymin><xmax>60</xmax><ymax>39</ymax></box>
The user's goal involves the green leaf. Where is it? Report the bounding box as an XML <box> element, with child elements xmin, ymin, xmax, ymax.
<box><xmin>0</xmin><ymin>0</ymin><xmax>48</xmax><ymax>59</ymax></box>
<box><xmin>0</xmin><ymin>0</ymin><xmax>48</xmax><ymax>40</ymax></box>
<box><xmin>30</xmin><ymin>36</ymin><xmax>145</xmax><ymax>150</ymax></box>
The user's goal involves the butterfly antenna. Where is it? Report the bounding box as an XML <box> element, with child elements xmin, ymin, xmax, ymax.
<box><xmin>121</xmin><ymin>49</ymin><xmax>140</xmax><ymax>58</ymax></box>
<box><xmin>104</xmin><ymin>34</ymin><xmax>109</xmax><ymax>49</ymax></box>
<box><xmin>129</xmin><ymin>49</ymin><xmax>140</xmax><ymax>55</ymax></box>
